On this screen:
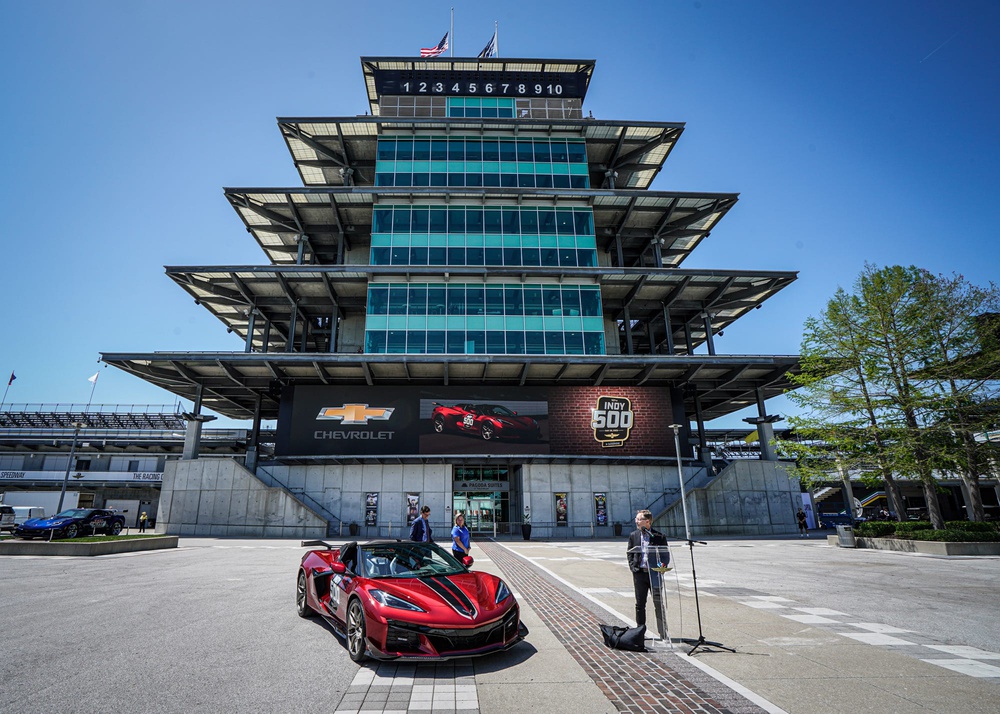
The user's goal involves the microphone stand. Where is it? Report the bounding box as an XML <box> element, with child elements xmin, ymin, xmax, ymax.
<box><xmin>669</xmin><ymin>424</ymin><xmax>735</xmax><ymax>656</ymax></box>
<box><xmin>680</xmin><ymin>538</ymin><xmax>734</xmax><ymax>655</ymax></box>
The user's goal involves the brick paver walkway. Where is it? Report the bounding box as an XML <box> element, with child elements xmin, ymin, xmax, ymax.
<box><xmin>481</xmin><ymin>540</ymin><xmax>764</xmax><ymax>714</ymax></box>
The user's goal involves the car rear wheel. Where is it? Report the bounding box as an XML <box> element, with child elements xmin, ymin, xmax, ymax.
<box><xmin>347</xmin><ymin>599</ymin><xmax>368</xmax><ymax>662</ymax></box>
<box><xmin>433</xmin><ymin>416</ymin><xmax>445</xmax><ymax>433</ymax></box>
<box><xmin>107</xmin><ymin>522</ymin><xmax>122</xmax><ymax>536</ymax></box>
<box><xmin>64</xmin><ymin>524</ymin><xmax>79</xmax><ymax>539</ymax></box>
<box><xmin>481</xmin><ymin>423</ymin><xmax>495</xmax><ymax>440</ymax></box>
<box><xmin>296</xmin><ymin>571</ymin><xmax>315</xmax><ymax>618</ymax></box>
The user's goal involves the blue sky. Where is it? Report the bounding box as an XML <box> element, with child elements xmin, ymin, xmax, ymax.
<box><xmin>1</xmin><ymin>1</ymin><xmax>997</xmax><ymax>429</ymax></box>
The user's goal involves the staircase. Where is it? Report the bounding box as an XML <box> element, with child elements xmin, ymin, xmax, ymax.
<box><xmin>648</xmin><ymin>465</ymin><xmax>715</xmax><ymax>522</ymax></box>
<box><xmin>812</xmin><ymin>486</ymin><xmax>841</xmax><ymax>504</ymax></box>
<box><xmin>254</xmin><ymin>463</ymin><xmax>344</xmax><ymax>537</ymax></box>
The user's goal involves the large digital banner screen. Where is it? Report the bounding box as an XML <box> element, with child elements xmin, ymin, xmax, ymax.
<box><xmin>275</xmin><ymin>385</ymin><xmax>673</xmax><ymax>458</ymax></box>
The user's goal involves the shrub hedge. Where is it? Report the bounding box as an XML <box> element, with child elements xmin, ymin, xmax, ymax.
<box><xmin>893</xmin><ymin>521</ymin><xmax>934</xmax><ymax>536</ymax></box>
<box><xmin>907</xmin><ymin>528</ymin><xmax>1000</xmax><ymax>543</ymax></box>
<box><xmin>944</xmin><ymin>521</ymin><xmax>1000</xmax><ymax>533</ymax></box>
<box><xmin>854</xmin><ymin>522</ymin><xmax>896</xmax><ymax>538</ymax></box>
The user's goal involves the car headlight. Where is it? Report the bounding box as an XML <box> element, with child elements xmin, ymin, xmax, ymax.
<box><xmin>370</xmin><ymin>589</ymin><xmax>425</xmax><ymax>612</ymax></box>
<box><xmin>495</xmin><ymin>579</ymin><xmax>511</xmax><ymax>604</ymax></box>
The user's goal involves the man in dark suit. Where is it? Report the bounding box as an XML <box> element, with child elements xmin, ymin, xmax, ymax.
<box><xmin>627</xmin><ymin>509</ymin><xmax>670</xmax><ymax>639</ymax></box>
<box><xmin>409</xmin><ymin>505</ymin><xmax>433</xmax><ymax>542</ymax></box>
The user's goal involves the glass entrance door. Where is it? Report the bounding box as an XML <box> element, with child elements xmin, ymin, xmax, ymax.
<box><xmin>453</xmin><ymin>491</ymin><xmax>508</xmax><ymax>534</ymax></box>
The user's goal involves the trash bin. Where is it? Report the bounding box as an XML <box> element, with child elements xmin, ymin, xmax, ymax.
<box><xmin>836</xmin><ymin>524</ymin><xmax>856</xmax><ymax>548</ymax></box>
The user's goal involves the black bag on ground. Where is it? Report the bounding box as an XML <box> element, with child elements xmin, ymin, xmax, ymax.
<box><xmin>599</xmin><ymin>624</ymin><xmax>646</xmax><ymax>652</ymax></box>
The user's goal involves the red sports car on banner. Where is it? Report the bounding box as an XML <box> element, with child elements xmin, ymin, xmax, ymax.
<box><xmin>296</xmin><ymin>540</ymin><xmax>527</xmax><ymax>661</ymax></box>
<box><xmin>431</xmin><ymin>403</ymin><xmax>541</xmax><ymax>441</ymax></box>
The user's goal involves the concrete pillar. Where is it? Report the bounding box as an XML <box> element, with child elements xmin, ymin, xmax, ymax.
<box><xmin>181</xmin><ymin>411</ymin><xmax>217</xmax><ymax>460</ymax></box>
<box><xmin>837</xmin><ymin>461</ymin><xmax>856</xmax><ymax>516</ymax></box>
<box><xmin>758</xmin><ymin>421</ymin><xmax>777</xmax><ymax>461</ymax></box>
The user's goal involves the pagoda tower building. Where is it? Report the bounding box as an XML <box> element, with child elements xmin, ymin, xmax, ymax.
<box><xmin>104</xmin><ymin>56</ymin><xmax>802</xmax><ymax>538</ymax></box>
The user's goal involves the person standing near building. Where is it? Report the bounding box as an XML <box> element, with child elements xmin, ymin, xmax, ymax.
<box><xmin>796</xmin><ymin>508</ymin><xmax>809</xmax><ymax>537</ymax></box>
<box><xmin>451</xmin><ymin>512</ymin><xmax>471</xmax><ymax>560</ymax></box>
<box><xmin>409</xmin><ymin>505</ymin><xmax>433</xmax><ymax>543</ymax></box>
<box><xmin>138</xmin><ymin>511</ymin><xmax>148</xmax><ymax>533</ymax></box>
<box><xmin>627</xmin><ymin>510</ymin><xmax>669</xmax><ymax>640</ymax></box>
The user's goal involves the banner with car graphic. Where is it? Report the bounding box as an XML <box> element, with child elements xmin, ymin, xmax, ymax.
<box><xmin>275</xmin><ymin>385</ymin><xmax>674</xmax><ymax>457</ymax></box>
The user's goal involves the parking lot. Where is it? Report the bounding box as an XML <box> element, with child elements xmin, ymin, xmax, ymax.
<box><xmin>2</xmin><ymin>535</ymin><xmax>998</xmax><ymax>713</ymax></box>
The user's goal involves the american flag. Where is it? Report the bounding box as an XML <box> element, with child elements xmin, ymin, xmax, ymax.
<box><xmin>478</xmin><ymin>31</ymin><xmax>497</xmax><ymax>59</ymax></box>
<box><xmin>420</xmin><ymin>32</ymin><xmax>449</xmax><ymax>58</ymax></box>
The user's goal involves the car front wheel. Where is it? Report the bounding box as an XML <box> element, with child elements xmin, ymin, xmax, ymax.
<box><xmin>433</xmin><ymin>416</ymin><xmax>445</xmax><ymax>433</ymax></box>
<box><xmin>296</xmin><ymin>571</ymin><xmax>315</xmax><ymax>618</ymax></box>
<box><xmin>347</xmin><ymin>599</ymin><xmax>368</xmax><ymax>662</ymax></box>
<box><xmin>481</xmin><ymin>423</ymin><xmax>495</xmax><ymax>440</ymax></box>
<box><xmin>64</xmin><ymin>524</ymin><xmax>79</xmax><ymax>539</ymax></box>
<box><xmin>107</xmin><ymin>522</ymin><xmax>123</xmax><ymax>536</ymax></box>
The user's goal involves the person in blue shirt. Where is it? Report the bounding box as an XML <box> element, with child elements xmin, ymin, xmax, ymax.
<box><xmin>451</xmin><ymin>512</ymin><xmax>471</xmax><ymax>560</ymax></box>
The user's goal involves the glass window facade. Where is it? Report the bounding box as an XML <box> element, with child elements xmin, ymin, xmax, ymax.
<box><xmin>375</xmin><ymin>137</ymin><xmax>590</xmax><ymax>189</ymax></box>
<box><xmin>378</xmin><ymin>95</ymin><xmax>583</xmax><ymax>119</ymax></box>
<box><xmin>364</xmin><ymin>282</ymin><xmax>605</xmax><ymax>355</ymax></box>
<box><xmin>371</xmin><ymin>205</ymin><xmax>597</xmax><ymax>268</ymax></box>
<box><xmin>446</xmin><ymin>97</ymin><xmax>515</xmax><ymax>118</ymax></box>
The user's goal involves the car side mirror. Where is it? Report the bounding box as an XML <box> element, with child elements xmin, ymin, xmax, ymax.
<box><xmin>330</xmin><ymin>562</ymin><xmax>346</xmax><ymax>574</ymax></box>
<box><xmin>461</xmin><ymin>555</ymin><xmax>474</xmax><ymax>568</ymax></box>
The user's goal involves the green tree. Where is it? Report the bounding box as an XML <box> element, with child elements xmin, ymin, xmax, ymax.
<box><xmin>785</xmin><ymin>265</ymin><xmax>999</xmax><ymax>529</ymax></box>
<box><xmin>913</xmin><ymin>273</ymin><xmax>1000</xmax><ymax>521</ymax></box>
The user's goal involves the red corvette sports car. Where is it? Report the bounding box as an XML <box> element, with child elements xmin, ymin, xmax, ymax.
<box><xmin>431</xmin><ymin>403</ymin><xmax>541</xmax><ymax>441</ymax></box>
<box><xmin>296</xmin><ymin>539</ymin><xmax>527</xmax><ymax>661</ymax></box>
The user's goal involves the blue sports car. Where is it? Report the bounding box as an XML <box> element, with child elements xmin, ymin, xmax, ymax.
<box><xmin>15</xmin><ymin>508</ymin><xmax>126</xmax><ymax>539</ymax></box>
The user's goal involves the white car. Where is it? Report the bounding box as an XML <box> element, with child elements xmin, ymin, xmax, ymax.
<box><xmin>12</xmin><ymin>506</ymin><xmax>46</xmax><ymax>526</ymax></box>
<box><xmin>0</xmin><ymin>505</ymin><xmax>15</xmax><ymax>532</ymax></box>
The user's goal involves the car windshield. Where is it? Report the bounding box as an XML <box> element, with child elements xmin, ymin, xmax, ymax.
<box><xmin>54</xmin><ymin>509</ymin><xmax>93</xmax><ymax>518</ymax></box>
<box><xmin>360</xmin><ymin>542</ymin><xmax>465</xmax><ymax>579</ymax></box>
<box><xmin>479</xmin><ymin>405</ymin><xmax>514</xmax><ymax>416</ymax></box>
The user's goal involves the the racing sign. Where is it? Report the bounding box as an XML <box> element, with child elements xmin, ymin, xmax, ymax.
<box><xmin>591</xmin><ymin>396</ymin><xmax>634</xmax><ymax>448</ymax></box>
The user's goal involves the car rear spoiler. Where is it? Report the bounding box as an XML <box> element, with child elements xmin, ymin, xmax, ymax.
<box><xmin>301</xmin><ymin>539</ymin><xmax>336</xmax><ymax>549</ymax></box>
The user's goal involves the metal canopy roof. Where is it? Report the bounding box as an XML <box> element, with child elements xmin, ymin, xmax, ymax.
<box><xmin>277</xmin><ymin>117</ymin><xmax>683</xmax><ymax>191</ymax></box>
<box><xmin>224</xmin><ymin>187</ymin><xmax>737</xmax><ymax>268</ymax></box>
<box><xmin>164</xmin><ymin>265</ymin><xmax>796</xmax><ymax>356</ymax></box>
<box><xmin>99</xmin><ymin>352</ymin><xmax>800</xmax><ymax>422</ymax></box>
<box><xmin>360</xmin><ymin>57</ymin><xmax>596</xmax><ymax>115</ymax></box>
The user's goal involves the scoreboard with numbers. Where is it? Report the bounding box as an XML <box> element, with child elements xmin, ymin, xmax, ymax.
<box><xmin>374</xmin><ymin>69</ymin><xmax>585</xmax><ymax>98</ymax></box>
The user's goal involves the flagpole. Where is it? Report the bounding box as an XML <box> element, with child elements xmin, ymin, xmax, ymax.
<box><xmin>0</xmin><ymin>374</ymin><xmax>12</xmax><ymax>411</ymax></box>
<box><xmin>450</xmin><ymin>7</ymin><xmax>454</xmax><ymax>57</ymax></box>
<box><xmin>86</xmin><ymin>372</ymin><xmax>99</xmax><ymax>411</ymax></box>
<box><xmin>495</xmin><ymin>20</ymin><xmax>499</xmax><ymax>58</ymax></box>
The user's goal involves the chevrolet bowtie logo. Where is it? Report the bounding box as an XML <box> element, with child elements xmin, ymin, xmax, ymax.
<box><xmin>317</xmin><ymin>404</ymin><xmax>395</xmax><ymax>425</ymax></box>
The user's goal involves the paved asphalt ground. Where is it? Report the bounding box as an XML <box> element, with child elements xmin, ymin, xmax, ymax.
<box><xmin>1</xmin><ymin>534</ymin><xmax>998</xmax><ymax>713</ymax></box>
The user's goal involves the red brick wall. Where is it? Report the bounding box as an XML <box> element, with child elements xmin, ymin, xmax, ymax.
<box><xmin>548</xmin><ymin>387</ymin><xmax>674</xmax><ymax>457</ymax></box>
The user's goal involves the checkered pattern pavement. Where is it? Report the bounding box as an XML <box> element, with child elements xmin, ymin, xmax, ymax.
<box><xmin>337</xmin><ymin>662</ymin><xmax>479</xmax><ymax>714</ymax></box>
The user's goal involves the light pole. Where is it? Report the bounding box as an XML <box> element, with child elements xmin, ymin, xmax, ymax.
<box><xmin>57</xmin><ymin>421</ymin><xmax>87</xmax><ymax>513</ymax></box>
<box><xmin>668</xmin><ymin>424</ymin><xmax>692</xmax><ymax>542</ymax></box>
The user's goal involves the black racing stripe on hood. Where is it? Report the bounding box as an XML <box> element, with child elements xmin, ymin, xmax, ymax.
<box><xmin>420</xmin><ymin>575</ymin><xmax>477</xmax><ymax>618</ymax></box>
